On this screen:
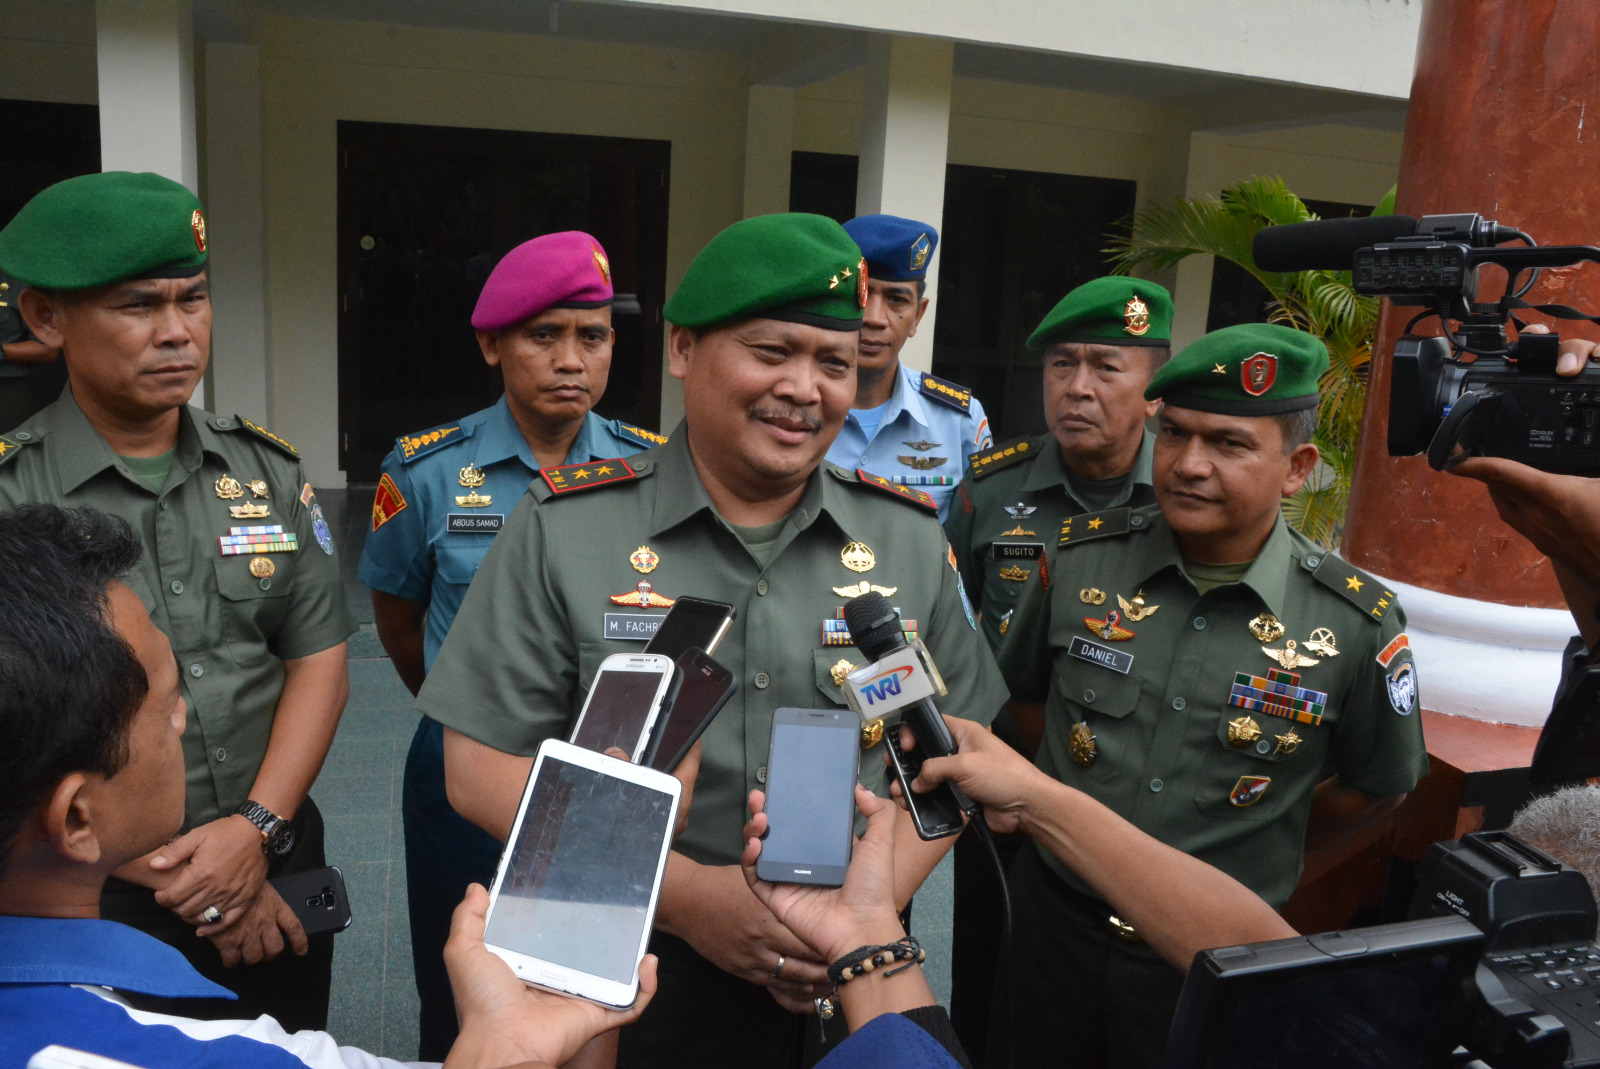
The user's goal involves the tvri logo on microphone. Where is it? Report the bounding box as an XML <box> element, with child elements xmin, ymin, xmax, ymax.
<box><xmin>857</xmin><ymin>665</ymin><xmax>915</xmax><ymax>706</ymax></box>
<box><xmin>841</xmin><ymin>647</ymin><xmax>940</xmax><ymax>721</ymax></box>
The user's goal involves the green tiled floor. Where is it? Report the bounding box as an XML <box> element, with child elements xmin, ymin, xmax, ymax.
<box><xmin>313</xmin><ymin>489</ymin><xmax>954</xmax><ymax>1059</ymax></box>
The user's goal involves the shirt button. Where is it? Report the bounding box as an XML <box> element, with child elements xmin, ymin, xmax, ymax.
<box><xmin>215</xmin><ymin>747</ymin><xmax>227</xmax><ymax>762</ymax></box>
<box><xmin>755</xmin><ymin>765</ymin><xmax>768</xmax><ymax>784</ymax></box>
<box><xmin>169</xmin><ymin>580</ymin><xmax>184</xmax><ymax>595</ymax></box>
<box><xmin>189</xmin><ymin>663</ymin><xmax>204</xmax><ymax>678</ymax></box>
<box><xmin>259</xmin><ymin>578</ymin><xmax>272</xmax><ymax>591</ymax></box>
<box><xmin>1256</xmin><ymin>740</ymin><xmax>1272</xmax><ymax>755</ymax></box>
<box><xmin>1150</xmin><ymin>779</ymin><xmax>1164</xmax><ymax>792</ymax></box>
<box><xmin>756</xmin><ymin>579</ymin><xmax>769</xmax><ymax>596</ymax></box>
<box><xmin>215</xmin><ymin>418</ymin><xmax>232</xmax><ymax>429</ymax></box>
<box><xmin>753</xmin><ymin>672</ymin><xmax>770</xmax><ymax>689</ymax></box>
<box><xmin>1082</xmin><ymin>689</ymin><xmax>1096</xmax><ymax>703</ymax></box>
<box><xmin>1171</xmin><ymin>696</ymin><xmax>1186</xmax><ymax>711</ymax></box>
<box><xmin>1193</xmin><ymin>617</ymin><xmax>1207</xmax><ymax>630</ymax></box>
<box><xmin>159</xmin><ymin>499</ymin><xmax>170</xmax><ymax>511</ymax></box>
<box><xmin>12</xmin><ymin>431</ymin><xmax>30</xmax><ymax>442</ymax></box>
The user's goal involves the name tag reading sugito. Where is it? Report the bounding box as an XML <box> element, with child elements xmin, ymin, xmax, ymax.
<box><xmin>991</xmin><ymin>542</ymin><xmax>1045</xmax><ymax>561</ymax></box>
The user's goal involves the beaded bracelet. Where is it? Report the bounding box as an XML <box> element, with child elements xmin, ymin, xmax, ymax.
<box><xmin>826</xmin><ymin>936</ymin><xmax>926</xmax><ymax>987</ymax></box>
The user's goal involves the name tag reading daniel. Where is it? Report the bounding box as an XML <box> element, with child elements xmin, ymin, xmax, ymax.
<box><xmin>1068</xmin><ymin>635</ymin><xmax>1133</xmax><ymax>675</ymax></box>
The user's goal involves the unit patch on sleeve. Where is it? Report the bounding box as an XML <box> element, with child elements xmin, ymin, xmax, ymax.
<box><xmin>541</xmin><ymin>458</ymin><xmax>639</xmax><ymax>496</ymax></box>
<box><xmin>371</xmin><ymin>473</ymin><xmax>408</xmax><ymax>531</ymax></box>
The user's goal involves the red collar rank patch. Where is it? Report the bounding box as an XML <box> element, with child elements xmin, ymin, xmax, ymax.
<box><xmin>855</xmin><ymin>469</ymin><xmax>937</xmax><ymax>512</ymax></box>
<box><xmin>541</xmin><ymin>457</ymin><xmax>638</xmax><ymax>495</ymax></box>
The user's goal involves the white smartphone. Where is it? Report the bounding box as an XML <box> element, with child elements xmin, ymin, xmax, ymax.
<box><xmin>484</xmin><ymin>739</ymin><xmax>681</xmax><ymax>1008</ymax></box>
<box><xmin>568</xmin><ymin>652</ymin><xmax>677</xmax><ymax>761</ymax></box>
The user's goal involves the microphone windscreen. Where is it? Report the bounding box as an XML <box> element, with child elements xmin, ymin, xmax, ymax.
<box><xmin>1252</xmin><ymin>215</ymin><xmax>1419</xmax><ymax>272</ymax></box>
<box><xmin>843</xmin><ymin>592</ymin><xmax>904</xmax><ymax>660</ymax></box>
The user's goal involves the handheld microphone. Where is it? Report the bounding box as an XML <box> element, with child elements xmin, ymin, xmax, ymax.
<box><xmin>1252</xmin><ymin>214</ymin><xmax>1420</xmax><ymax>272</ymax></box>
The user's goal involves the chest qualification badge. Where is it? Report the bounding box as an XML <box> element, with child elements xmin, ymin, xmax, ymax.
<box><xmin>1117</xmin><ymin>590</ymin><xmax>1158</xmax><ymax>622</ymax></box>
<box><xmin>1230</xmin><ymin>775</ymin><xmax>1272</xmax><ymax>807</ymax></box>
<box><xmin>1084</xmin><ymin>609</ymin><xmax>1135</xmax><ymax>642</ymax></box>
<box><xmin>456</xmin><ymin>465</ymin><xmax>491</xmax><ymax>508</ymax></box>
<box><xmin>1068</xmin><ymin>722</ymin><xmax>1098</xmax><ymax>768</ymax></box>
<box><xmin>630</xmin><ymin>546</ymin><xmax>660</xmax><ymax>574</ymax></box>
<box><xmin>841</xmin><ymin>542</ymin><xmax>876</xmax><ymax>573</ymax></box>
<box><xmin>1248</xmin><ymin>613</ymin><xmax>1285</xmax><ymax>643</ymax></box>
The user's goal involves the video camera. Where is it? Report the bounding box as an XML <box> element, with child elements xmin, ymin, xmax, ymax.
<box><xmin>1253</xmin><ymin>213</ymin><xmax>1600</xmax><ymax>475</ymax></box>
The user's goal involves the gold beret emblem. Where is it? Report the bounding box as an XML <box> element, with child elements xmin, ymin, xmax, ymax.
<box><xmin>1123</xmin><ymin>295</ymin><xmax>1149</xmax><ymax>336</ymax></box>
<box><xmin>191</xmin><ymin>209</ymin><xmax>207</xmax><ymax>253</ymax></box>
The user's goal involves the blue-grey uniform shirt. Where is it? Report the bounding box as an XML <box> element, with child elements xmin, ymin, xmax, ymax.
<box><xmin>826</xmin><ymin>363</ymin><xmax>992</xmax><ymax>521</ymax></box>
<box><xmin>359</xmin><ymin>399</ymin><xmax>660</xmax><ymax>668</ymax></box>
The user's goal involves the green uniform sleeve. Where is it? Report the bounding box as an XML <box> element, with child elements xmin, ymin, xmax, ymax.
<box><xmin>993</xmin><ymin>547</ymin><xmax>1055</xmax><ymax>703</ymax></box>
<box><xmin>924</xmin><ymin>535</ymin><xmax>1007</xmax><ymax>727</ymax></box>
<box><xmin>1328</xmin><ymin>607</ymin><xmax>1429</xmax><ymax>797</ymax></box>
<box><xmin>943</xmin><ymin>483</ymin><xmax>983</xmax><ymax>606</ymax></box>
<box><xmin>416</xmin><ymin>492</ymin><xmax>574</xmax><ymax>754</ymax></box>
<box><xmin>270</xmin><ymin>464</ymin><xmax>358</xmax><ymax>661</ymax></box>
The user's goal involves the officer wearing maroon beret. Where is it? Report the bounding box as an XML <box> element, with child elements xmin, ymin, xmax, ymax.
<box><xmin>358</xmin><ymin>229</ymin><xmax>663</xmax><ymax>1059</ymax></box>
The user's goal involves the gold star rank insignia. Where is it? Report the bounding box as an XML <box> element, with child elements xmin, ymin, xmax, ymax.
<box><xmin>1345</xmin><ymin>575</ymin><xmax>1363</xmax><ymax>592</ymax></box>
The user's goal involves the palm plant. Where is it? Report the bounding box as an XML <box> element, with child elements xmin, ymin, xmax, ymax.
<box><xmin>1105</xmin><ymin>176</ymin><xmax>1388</xmax><ymax>549</ymax></box>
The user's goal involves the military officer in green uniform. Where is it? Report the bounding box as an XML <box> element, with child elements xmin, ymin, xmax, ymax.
<box><xmin>0</xmin><ymin>266</ymin><xmax>66</xmax><ymax>433</ymax></box>
<box><xmin>416</xmin><ymin>213</ymin><xmax>1009</xmax><ymax>1069</ymax></box>
<box><xmin>0</xmin><ymin>172</ymin><xmax>356</xmax><ymax>1031</ymax></box>
<box><xmin>993</xmin><ymin>323</ymin><xmax>1428</xmax><ymax>1069</ymax></box>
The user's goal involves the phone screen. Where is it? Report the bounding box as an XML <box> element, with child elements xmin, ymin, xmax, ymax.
<box><xmin>648</xmin><ymin>651</ymin><xmax>736</xmax><ymax>771</ymax></box>
<box><xmin>759</xmin><ymin>710</ymin><xmax>860</xmax><ymax>885</ymax></box>
<box><xmin>642</xmin><ymin>597</ymin><xmax>735</xmax><ymax>659</ymax></box>
<box><xmin>486</xmin><ymin>755</ymin><xmax>674</xmax><ymax>983</ymax></box>
<box><xmin>570</xmin><ymin>665</ymin><xmax>670</xmax><ymax>756</ymax></box>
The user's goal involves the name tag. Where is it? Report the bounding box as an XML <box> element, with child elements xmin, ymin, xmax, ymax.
<box><xmin>1068</xmin><ymin>635</ymin><xmax>1133</xmax><ymax>675</ymax></box>
<box><xmin>604</xmin><ymin>613</ymin><xmax>662</xmax><ymax>641</ymax></box>
<box><xmin>992</xmin><ymin>542</ymin><xmax>1044</xmax><ymax>561</ymax></box>
<box><xmin>447</xmin><ymin>513</ymin><xmax>504</xmax><ymax>533</ymax></box>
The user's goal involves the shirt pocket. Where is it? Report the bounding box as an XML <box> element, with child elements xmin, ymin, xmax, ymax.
<box><xmin>1055</xmin><ymin>666</ymin><xmax>1142</xmax><ymax>784</ymax></box>
<box><xmin>434</xmin><ymin>539</ymin><xmax>492</xmax><ymax>590</ymax></box>
<box><xmin>211</xmin><ymin>556</ymin><xmax>293</xmax><ymax>667</ymax></box>
<box><xmin>814</xmin><ymin>648</ymin><xmax>861</xmax><ymax>709</ymax></box>
<box><xmin>1193</xmin><ymin>713</ymin><xmax>1310</xmax><ymax>822</ymax></box>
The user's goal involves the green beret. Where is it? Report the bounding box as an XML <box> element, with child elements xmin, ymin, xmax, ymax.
<box><xmin>1146</xmin><ymin>322</ymin><xmax>1327</xmax><ymax>415</ymax></box>
<box><xmin>665</xmin><ymin>213</ymin><xmax>866</xmax><ymax>331</ymax></box>
<box><xmin>1026</xmin><ymin>276</ymin><xmax>1172</xmax><ymax>352</ymax></box>
<box><xmin>0</xmin><ymin>171</ymin><xmax>207</xmax><ymax>289</ymax></box>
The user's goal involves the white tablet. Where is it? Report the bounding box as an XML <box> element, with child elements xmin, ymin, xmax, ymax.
<box><xmin>483</xmin><ymin>738</ymin><xmax>681</xmax><ymax>1008</ymax></box>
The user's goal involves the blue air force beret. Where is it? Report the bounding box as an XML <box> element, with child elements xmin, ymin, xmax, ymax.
<box><xmin>0</xmin><ymin>171</ymin><xmax>207</xmax><ymax>289</ymax></box>
<box><xmin>843</xmin><ymin>214</ymin><xmax>938</xmax><ymax>283</ymax></box>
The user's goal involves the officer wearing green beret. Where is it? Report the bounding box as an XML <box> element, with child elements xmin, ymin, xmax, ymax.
<box><xmin>992</xmin><ymin>322</ymin><xmax>1427</xmax><ymax>1069</ymax></box>
<box><xmin>416</xmin><ymin>212</ymin><xmax>1008</xmax><ymax>1068</ymax></box>
<box><xmin>0</xmin><ymin>172</ymin><xmax>356</xmax><ymax>1030</ymax></box>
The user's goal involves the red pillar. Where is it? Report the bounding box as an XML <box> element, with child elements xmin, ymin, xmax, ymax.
<box><xmin>1343</xmin><ymin>0</ymin><xmax>1600</xmax><ymax>609</ymax></box>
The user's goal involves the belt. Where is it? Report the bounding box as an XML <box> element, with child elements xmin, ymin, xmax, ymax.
<box><xmin>1027</xmin><ymin>842</ymin><xmax>1144</xmax><ymax>943</ymax></box>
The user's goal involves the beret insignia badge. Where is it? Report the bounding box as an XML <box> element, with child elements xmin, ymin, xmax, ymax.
<box><xmin>1123</xmin><ymin>295</ymin><xmax>1150</xmax><ymax>336</ymax></box>
<box><xmin>1241</xmin><ymin>351</ymin><xmax>1277</xmax><ymax>396</ymax></box>
<box><xmin>857</xmin><ymin>258</ymin><xmax>869</xmax><ymax>308</ymax></box>
<box><xmin>592</xmin><ymin>245</ymin><xmax>611</xmax><ymax>285</ymax></box>
<box><xmin>191</xmin><ymin>209</ymin><xmax>207</xmax><ymax>253</ymax></box>
<box><xmin>910</xmin><ymin>233</ymin><xmax>931</xmax><ymax>272</ymax></box>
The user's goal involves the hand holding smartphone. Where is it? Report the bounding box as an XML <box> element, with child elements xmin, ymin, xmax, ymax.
<box><xmin>755</xmin><ymin>708</ymin><xmax>861</xmax><ymax>887</ymax></box>
<box><xmin>569</xmin><ymin>653</ymin><xmax>677</xmax><ymax>761</ymax></box>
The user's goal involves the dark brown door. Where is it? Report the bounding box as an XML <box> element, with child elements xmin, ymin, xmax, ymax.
<box><xmin>337</xmin><ymin>120</ymin><xmax>670</xmax><ymax>480</ymax></box>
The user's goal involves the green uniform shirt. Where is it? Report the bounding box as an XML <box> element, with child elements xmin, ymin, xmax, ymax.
<box><xmin>0</xmin><ymin>391</ymin><xmax>357</xmax><ymax>827</ymax></box>
<box><xmin>946</xmin><ymin>431</ymin><xmax>1155</xmax><ymax>651</ymax></box>
<box><xmin>997</xmin><ymin>506</ymin><xmax>1427</xmax><ymax>907</ymax></box>
<box><xmin>416</xmin><ymin>425</ymin><xmax>1009</xmax><ymax>866</ymax></box>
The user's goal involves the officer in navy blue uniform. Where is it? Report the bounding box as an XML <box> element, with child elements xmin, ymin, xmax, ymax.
<box><xmin>358</xmin><ymin>230</ymin><xmax>660</xmax><ymax>1060</ymax></box>
<box><xmin>826</xmin><ymin>215</ymin><xmax>991</xmax><ymax>521</ymax></box>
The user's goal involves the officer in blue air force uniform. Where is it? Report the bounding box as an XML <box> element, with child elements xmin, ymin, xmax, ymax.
<box><xmin>826</xmin><ymin>214</ymin><xmax>992</xmax><ymax>521</ymax></box>
<box><xmin>358</xmin><ymin>230</ymin><xmax>661</xmax><ymax>1060</ymax></box>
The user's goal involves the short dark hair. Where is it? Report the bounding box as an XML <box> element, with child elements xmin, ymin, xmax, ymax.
<box><xmin>1275</xmin><ymin>407</ymin><xmax>1318</xmax><ymax>452</ymax></box>
<box><xmin>0</xmin><ymin>506</ymin><xmax>147</xmax><ymax>874</ymax></box>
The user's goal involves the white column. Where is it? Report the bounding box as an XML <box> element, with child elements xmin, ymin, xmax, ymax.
<box><xmin>1168</xmin><ymin>130</ymin><xmax>1227</xmax><ymax>352</ymax></box>
<box><xmin>95</xmin><ymin>0</ymin><xmax>197</xmax><ymax>191</ymax></box>
<box><xmin>743</xmin><ymin>84</ymin><xmax>795</xmax><ymax>219</ymax></box>
<box><xmin>855</xmin><ymin>35</ymin><xmax>953</xmax><ymax>373</ymax></box>
<box><xmin>203</xmin><ymin>41</ymin><xmax>270</xmax><ymax>423</ymax></box>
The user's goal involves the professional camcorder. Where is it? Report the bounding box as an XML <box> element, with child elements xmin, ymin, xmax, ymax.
<box><xmin>1254</xmin><ymin>214</ymin><xmax>1600</xmax><ymax>475</ymax></box>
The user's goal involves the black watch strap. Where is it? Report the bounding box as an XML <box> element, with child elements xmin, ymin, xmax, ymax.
<box><xmin>234</xmin><ymin>799</ymin><xmax>295</xmax><ymax>857</ymax></box>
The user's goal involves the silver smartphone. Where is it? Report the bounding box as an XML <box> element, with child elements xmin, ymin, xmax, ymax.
<box><xmin>484</xmin><ymin>739</ymin><xmax>681</xmax><ymax>1008</ymax></box>
<box><xmin>568</xmin><ymin>652</ymin><xmax>677</xmax><ymax>761</ymax></box>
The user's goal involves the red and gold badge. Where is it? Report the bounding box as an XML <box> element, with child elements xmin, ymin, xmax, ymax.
<box><xmin>1229</xmin><ymin>775</ymin><xmax>1272</xmax><ymax>807</ymax></box>
<box><xmin>1123</xmin><ymin>295</ymin><xmax>1150</xmax><ymax>336</ymax></box>
<box><xmin>1241</xmin><ymin>351</ymin><xmax>1277</xmax><ymax>396</ymax></box>
<box><xmin>191</xmin><ymin>209</ymin><xmax>207</xmax><ymax>253</ymax></box>
<box><xmin>610</xmin><ymin>579</ymin><xmax>675</xmax><ymax>608</ymax></box>
<box><xmin>857</xmin><ymin>257</ymin><xmax>869</xmax><ymax>308</ymax></box>
<box><xmin>592</xmin><ymin>245</ymin><xmax>611</xmax><ymax>285</ymax></box>
<box><xmin>371</xmin><ymin>472</ymin><xmax>408</xmax><ymax>531</ymax></box>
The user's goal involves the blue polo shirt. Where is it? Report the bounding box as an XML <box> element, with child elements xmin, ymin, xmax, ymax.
<box><xmin>826</xmin><ymin>363</ymin><xmax>991</xmax><ymax>521</ymax></box>
<box><xmin>359</xmin><ymin>399</ymin><xmax>657</xmax><ymax>669</ymax></box>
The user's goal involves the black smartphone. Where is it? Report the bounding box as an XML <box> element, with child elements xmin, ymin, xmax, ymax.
<box><xmin>645</xmin><ymin>648</ymin><xmax>738</xmax><ymax>772</ymax></box>
<box><xmin>269</xmin><ymin>865</ymin><xmax>353</xmax><ymax>936</ymax></box>
<box><xmin>756</xmin><ymin>707</ymin><xmax>860</xmax><ymax>887</ymax></box>
<box><xmin>887</xmin><ymin>719</ymin><xmax>966</xmax><ymax>840</ymax></box>
<box><xmin>642</xmin><ymin>596</ymin><xmax>736</xmax><ymax>659</ymax></box>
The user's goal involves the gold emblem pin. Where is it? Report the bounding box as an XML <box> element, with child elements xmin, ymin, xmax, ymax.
<box><xmin>1117</xmin><ymin>590</ymin><xmax>1159</xmax><ymax>622</ymax></box>
<box><xmin>459</xmin><ymin>465</ymin><xmax>486</xmax><ymax>489</ymax></box>
<box><xmin>229</xmin><ymin>502</ymin><xmax>270</xmax><ymax>519</ymax></box>
<box><xmin>1262</xmin><ymin>639</ymin><xmax>1319</xmax><ymax>670</ymax></box>
<box><xmin>1304</xmin><ymin>627</ymin><xmax>1340</xmax><ymax>657</ymax></box>
<box><xmin>998</xmin><ymin>610</ymin><xmax>1013</xmax><ymax>636</ymax></box>
<box><xmin>454</xmin><ymin>489</ymin><xmax>492</xmax><ymax>508</ymax></box>
<box><xmin>1084</xmin><ymin>610</ymin><xmax>1135</xmax><ymax>642</ymax></box>
<box><xmin>841</xmin><ymin>542</ymin><xmax>876</xmax><ymax>573</ymax></box>
<box><xmin>249</xmin><ymin>556</ymin><xmax>276</xmax><ymax>579</ymax></box>
<box><xmin>1000</xmin><ymin>565</ymin><xmax>1031</xmax><ymax>582</ymax></box>
<box><xmin>1248</xmin><ymin>613</ymin><xmax>1285</xmax><ymax>643</ymax></box>
<box><xmin>214</xmin><ymin>475</ymin><xmax>244</xmax><ymax>501</ymax></box>
<box><xmin>861</xmin><ymin>718</ymin><xmax>885</xmax><ymax>749</ymax></box>
<box><xmin>830</xmin><ymin>659</ymin><xmax>858</xmax><ymax>688</ymax></box>
<box><xmin>897</xmin><ymin>455</ymin><xmax>947</xmax><ymax>470</ymax></box>
<box><xmin>247</xmin><ymin>478</ymin><xmax>269</xmax><ymax>499</ymax></box>
<box><xmin>1123</xmin><ymin>295</ymin><xmax>1150</xmax><ymax>336</ymax></box>
<box><xmin>1068</xmin><ymin>722</ymin><xmax>1097</xmax><ymax>768</ymax></box>
<box><xmin>1000</xmin><ymin>525</ymin><xmax>1037</xmax><ymax>537</ymax></box>
<box><xmin>1227</xmin><ymin>716</ymin><xmax>1262</xmax><ymax>747</ymax></box>
<box><xmin>610</xmin><ymin>579</ymin><xmax>675</xmax><ymax>608</ymax></box>
<box><xmin>1274</xmin><ymin>729</ymin><xmax>1303</xmax><ymax>756</ymax></box>
<box><xmin>1079</xmin><ymin>587</ymin><xmax>1107</xmax><ymax>606</ymax></box>
<box><xmin>630</xmin><ymin>546</ymin><xmax>660</xmax><ymax>574</ymax></box>
<box><xmin>833</xmin><ymin>581</ymin><xmax>898</xmax><ymax>598</ymax></box>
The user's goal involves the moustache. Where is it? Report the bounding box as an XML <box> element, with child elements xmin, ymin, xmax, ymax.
<box><xmin>748</xmin><ymin>406</ymin><xmax>822</xmax><ymax>432</ymax></box>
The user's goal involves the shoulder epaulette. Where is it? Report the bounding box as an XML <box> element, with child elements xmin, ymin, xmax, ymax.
<box><xmin>1309</xmin><ymin>552</ymin><xmax>1397</xmax><ymax>622</ymax></box>
<box><xmin>0</xmin><ymin>432</ymin><xmax>34</xmax><ymax>469</ymax></box>
<box><xmin>211</xmin><ymin>415</ymin><xmax>299</xmax><ymax>457</ymax></box>
<box><xmin>854</xmin><ymin>469</ymin><xmax>937</xmax><ymax>512</ymax></box>
<box><xmin>394</xmin><ymin>423</ymin><xmax>465</xmax><ymax>463</ymax></box>
<box><xmin>1058</xmin><ymin>504</ymin><xmax>1157</xmax><ymax>548</ymax></box>
<box><xmin>968</xmin><ymin>435</ymin><xmax>1038</xmax><ymax>480</ymax></box>
<box><xmin>917</xmin><ymin>372</ymin><xmax>973</xmax><ymax>413</ymax></box>
<box><xmin>612</xmin><ymin>421</ymin><xmax>668</xmax><ymax>448</ymax></box>
<box><xmin>539</xmin><ymin>457</ymin><xmax>641</xmax><ymax>498</ymax></box>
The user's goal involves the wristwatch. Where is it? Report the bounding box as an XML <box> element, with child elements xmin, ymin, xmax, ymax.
<box><xmin>234</xmin><ymin>799</ymin><xmax>295</xmax><ymax>857</ymax></box>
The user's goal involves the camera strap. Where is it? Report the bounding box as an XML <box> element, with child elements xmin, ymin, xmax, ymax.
<box><xmin>1501</xmin><ymin>295</ymin><xmax>1600</xmax><ymax>329</ymax></box>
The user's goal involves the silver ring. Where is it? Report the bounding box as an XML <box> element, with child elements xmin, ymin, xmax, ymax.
<box><xmin>771</xmin><ymin>954</ymin><xmax>786</xmax><ymax>981</ymax></box>
<box><xmin>202</xmin><ymin>906</ymin><xmax>222</xmax><ymax>925</ymax></box>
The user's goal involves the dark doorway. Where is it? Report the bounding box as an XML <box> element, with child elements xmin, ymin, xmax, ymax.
<box><xmin>788</xmin><ymin>154</ymin><xmax>1137</xmax><ymax>440</ymax></box>
<box><xmin>337</xmin><ymin>121</ymin><xmax>670</xmax><ymax>480</ymax></box>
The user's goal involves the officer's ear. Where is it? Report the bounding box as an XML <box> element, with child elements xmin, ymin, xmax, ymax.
<box><xmin>18</xmin><ymin>288</ymin><xmax>68</xmax><ymax>349</ymax></box>
<box><xmin>667</xmin><ymin>325</ymin><xmax>698</xmax><ymax>382</ymax></box>
<box><xmin>476</xmin><ymin>329</ymin><xmax>503</xmax><ymax>370</ymax></box>
<box><xmin>1281</xmin><ymin>442</ymin><xmax>1320</xmax><ymax>498</ymax></box>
